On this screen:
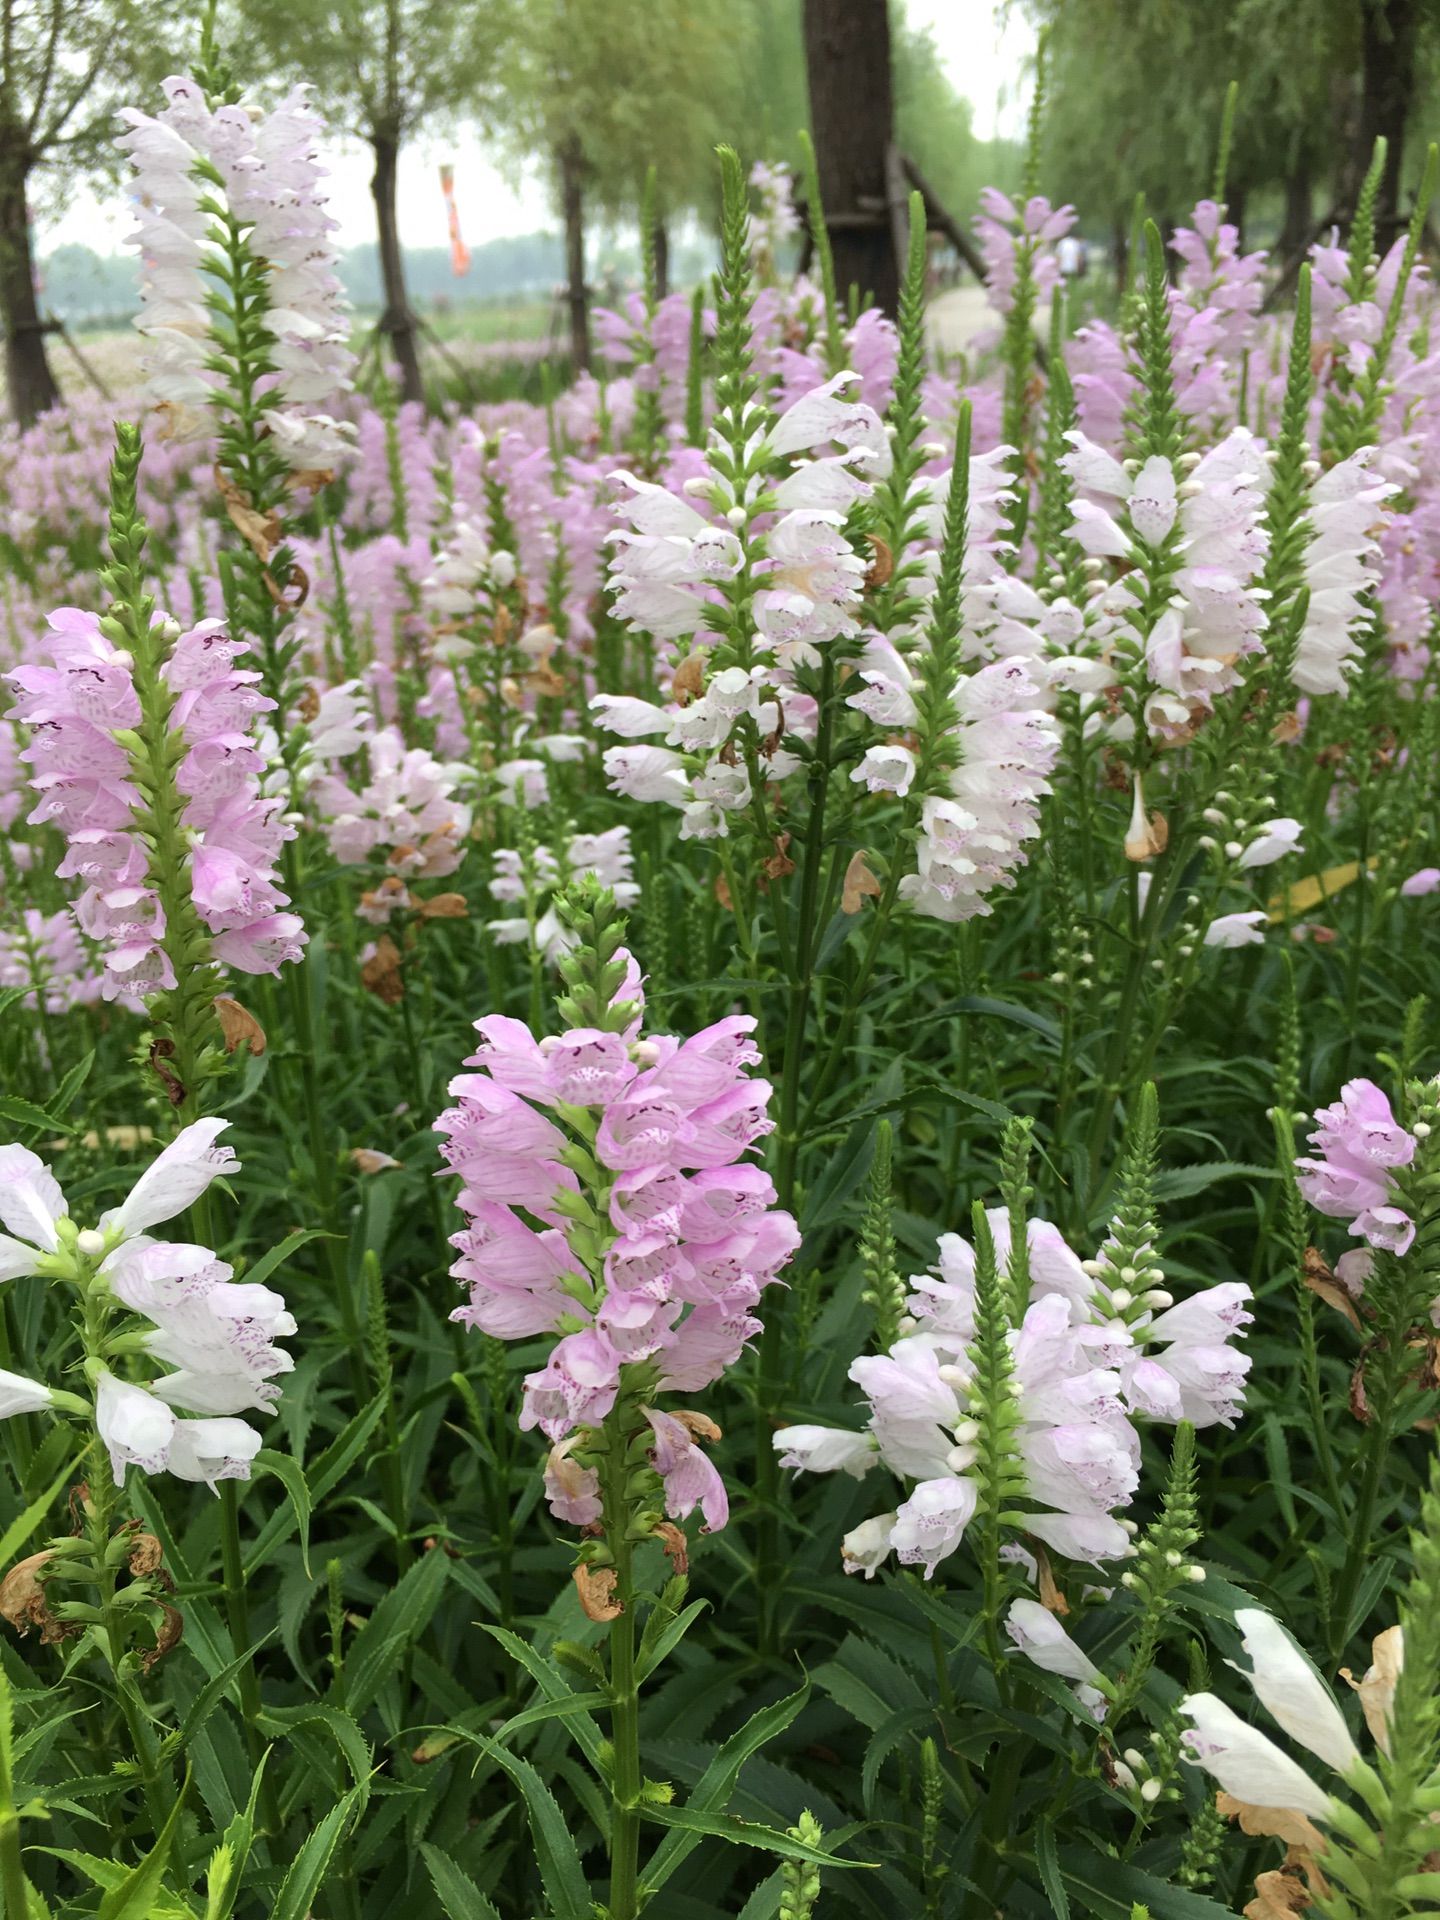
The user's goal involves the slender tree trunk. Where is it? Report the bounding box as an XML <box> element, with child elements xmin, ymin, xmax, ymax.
<box><xmin>1110</xmin><ymin>222</ymin><xmax>1128</xmax><ymax>299</ymax></box>
<box><xmin>802</xmin><ymin>0</ymin><xmax>900</xmax><ymax>317</ymax></box>
<box><xmin>1352</xmin><ymin>0</ymin><xmax>1419</xmax><ymax>244</ymax></box>
<box><xmin>370</xmin><ymin>127</ymin><xmax>423</xmax><ymax>406</ymax></box>
<box><xmin>559</xmin><ymin>133</ymin><xmax>590</xmax><ymax>374</ymax></box>
<box><xmin>653</xmin><ymin>216</ymin><xmax>670</xmax><ymax>302</ymax></box>
<box><xmin>1277</xmin><ymin>155</ymin><xmax>1313</xmax><ymax>262</ymax></box>
<box><xmin>1227</xmin><ymin>186</ymin><xmax>1247</xmax><ymax>254</ymax></box>
<box><xmin>0</xmin><ymin>145</ymin><xmax>59</xmax><ymax>428</ymax></box>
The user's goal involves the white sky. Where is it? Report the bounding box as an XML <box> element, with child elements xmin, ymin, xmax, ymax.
<box><xmin>40</xmin><ymin>0</ymin><xmax>1034</xmax><ymax>257</ymax></box>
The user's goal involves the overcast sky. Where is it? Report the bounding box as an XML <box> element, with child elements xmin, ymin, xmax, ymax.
<box><xmin>40</xmin><ymin>0</ymin><xmax>1035</xmax><ymax>256</ymax></box>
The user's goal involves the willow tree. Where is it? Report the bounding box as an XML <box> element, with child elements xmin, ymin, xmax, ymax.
<box><xmin>246</xmin><ymin>0</ymin><xmax>516</xmax><ymax>404</ymax></box>
<box><xmin>0</xmin><ymin>0</ymin><xmax>166</xmax><ymax>425</ymax></box>
<box><xmin>497</xmin><ymin>0</ymin><xmax>746</xmax><ymax>372</ymax></box>
<box><xmin>1025</xmin><ymin>0</ymin><xmax>1437</xmax><ymax>260</ymax></box>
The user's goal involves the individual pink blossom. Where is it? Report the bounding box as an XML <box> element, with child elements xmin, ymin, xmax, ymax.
<box><xmin>1296</xmin><ymin>1079</ymin><xmax>1417</xmax><ymax>1254</ymax></box>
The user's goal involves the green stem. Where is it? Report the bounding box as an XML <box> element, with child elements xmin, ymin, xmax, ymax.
<box><xmin>754</xmin><ymin>654</ymin><xmax>838</xmax><ymax>1652</ymax></box>
<box><xmin>600</xmin><ymin>1406</ymin><xmax>642</xmax><ymax>1920</ymax></box>
<box><xmin>0</xmin><ymin>1710</ymin><xmax>28</xmax><ymax>1920</ymax></box>
<box><xmin>1328</xmin><ymin>1357</ymin><xmax>1403</xmax><ymax>1661</ymax></box>
<box><xmin>85</xmin><ymin>1442</ymin><xmax>172</xmax><ymax>1841</ymax></box>
<box><xmin>218</xmin><ymin>1479</ymin><xmax>281</xmax><ymax>1836</ymax></box>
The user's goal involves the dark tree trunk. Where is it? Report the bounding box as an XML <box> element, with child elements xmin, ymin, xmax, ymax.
<box><xmin>802</xmin><ymin>0</ymin><xmax>900</xmax><ymax>317</ymax></box>
<box><xmin>0</xmin><ymin>146</ymin><xmax>60</xmax><ymax>428</ymax></box>
<box><xmin>1278</xmin><ymin>155</ymin><xmax>1313</xmax><ymax>261</ymax></box>
<box><xmin>370</xmin><ymin>127</ymin><xmax>423</xmax><ymax>406</ymax></box>
<box><xmin>1110</xmin><ymin>222</ymin><xmax>1128</xmax><ymax>299</ymax></box>
<box><xmin>559</xmin><ymin>133</ymin><xmax>590</xmax><ymax>373</ymax></box>
<box><xmin>1227</xmin><ymin>186</ymin><xmax>1247</xmax><ymax>254</ymax></box>
<box><xmin>653</xmin><ymin>216</ymin><xmax>670</xmax><ymax>302</ymax></box>
<box><xmin>1352</xmin><ymin>0</ymin><xmax>1419</xmax><ymax>244</ymax></box>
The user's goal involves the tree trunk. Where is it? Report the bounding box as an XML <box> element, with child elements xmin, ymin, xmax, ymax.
<box><xmin>370</xmin><ymin>127</ymin><xmax>423</xmax><ymax>406</ymax></box>
<box><xmin>1277</xmin><ymin>155</ymin><xmax>1313</xmax><ymax>262</ymax></box>
<box><xmin>802</xmin><ymin>0</ymin><xmax>900</xmax><ymax>317</ymax></box>
<box><xmin>1353</xmin><ymin>0</ymin><xmax>1419</xmax><ymax>245</ymax></box>
<box><xmin>0</xmin><ymin>146</ymin><xmax>60</xmax><ymax>428</ymax></box>
<box><xmin>559</xmin><ymin>133</ymin><xmax>590</xmax><ymax>373</ymax></box>
<box><xmin>1227</xmin><ymin>186</ymin><xmax>1247</xmax><ymax>255</ymax></box>
<box><xmin>1110</xmin><ymin>222</ymin><xmax>1128</xmax><ymax>299</ymax></box>
<box><xmin>653</xmin><ymin>216</ymin><xmax>670</xmax><ymax>302</ymax></box>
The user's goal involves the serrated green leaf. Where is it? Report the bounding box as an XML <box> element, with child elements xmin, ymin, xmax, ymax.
<box><xmin>341</xmin><ymin>1549</ymin><xmax>448</xmax><ymax>1714</ymax></box>
<box><xmin>644</xmin><ymin>1677</ymin><xmax>811</xmax><ymax>1894</ymax></box>
<box><xmin>1035</xmin><ymin>1821</ymin><xmax>1070</xmax><ymax>1919</ymax></box>
<box><xmin>470</xmin><ymin>1738</ymin><xmax>590</xmax><ymax>1919</ymax></box>
<box><xmin>95</xmin><ymin>1772</ymin><xmax>188</xmax><ymax>1919</ymax></box>
<box><xmin>270</xmin><ymin>1780</ymin><xmax>365</xmax><ymax>1920</ymax></box>
<box><xmin>420</xmin><ymin>1843</ymin><xmax>502</xmax><ymax>1920</ymax></box>
<box><xmin>638</xmin><ymin>1803</ymin><xmax>873</xmax><ymax>1869</ymax></box>
<box><xmin>253</xmin><ymin>1449</ymin><xmax>311</xmax><ymax>1579</ymax></box>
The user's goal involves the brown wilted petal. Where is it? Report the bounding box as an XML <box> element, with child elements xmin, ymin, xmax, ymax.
<box><xmin>148</xmin><ymin>1036</ymin><xmax>186</xmax><ymax>1108</ymax></box>
<box><xmin>361</xmin><ymin>934</ymin><xmax>405</xmax><ymax>1004</ymax></box>
<box><xmin>1035</xmin><ymin>1544</ymin><xmax>1069</xmax><ymax>1617</ymax></box>
<box><xmin>667</xmin><ymin>1410</ymin><xmax>722</xmax><ymax>1445</ymax></box>
<box><xmin>1218</xmin><ymin>1793</ymin><xmax>1328</xmax><ymax>1857</ymax></box>
<box><xmin>418</xmin><ymin>892</ymin><xmax>468</xmax><ymax>920</ymax></box>
<box><xmin>1301</xmin><ymin>1250</ymin><xmax>1362</xmax><ymax>1332</ymax></box>
<box><xmin>526</xmin><ymin>657</ymin><xmax>566</xmax><ymax>698</ymax></box>
<box><xmin>1244</xmin><ymin>1868</ymin><xmax>1312</xmax><ymax>1919</ymax></box>
<box><xmin>864</xmin><ymin>535</ymin><xmax>894</xmax><ymax>590</ymax></box>
<box><xmin>142</xmin><ymin>1601</ymin><xmax>184</xmax><ymax>1671</ymax></box>
<box><xmin>653</xmin><ymin>1523</ymin><xmax>689</xmax><ymax>1577</ymax></box>
<box><xmin>764</xmin><ymin>834</ymin><xmax>795</xmax><ymax>881</ymax></box>
<box><xmin>263</xmin><ymin>561</ymin><xmax>309</xmax><ymax>609</ymax></box>
<box><xmin>841</xmin><ymin>851</ymin><xmax>883</xmax><ymax>915</ymax></box>
<box><xmin>0</xmin><ymin>1551</ymin><xmax>55</xmax><ymax>1636</ymax></box>
<box><xmin>574</xmin><ymin>1564</ymin><xmax>623</xmax><ymax>1622</ymax></box>
<box><xmin>127</xmin><ymin>1533</ymin><xmax>164</xmax><ymax>1577</ymax></box>
<box><xmin>352</xmin><ymin>1148</ymin><xmax>403</xmax><ymax>1175</ymax></box>
<box><xmin>1124</xmin><ymin>808</ymin><xmax>1169</xmax><ymax>862</ymax></box>
<box><xmin>214</xmin><ymin>995</ymin><xmax>267</xmax><ymax>1057</ymax></box>
<box><xmin>672</xmin><ymin>653</ymin><xmax>706</xmax><ymax>703</ymax></box>
<box><xmin>284</xmin><ymin>466</ymin><xmax>335</xmax><ymax>496</ymax></box>
<box><xmin>713</xmin><ymin>872</ymin><xmax>734</xmax><ymax>911</ymax></box>
<box><xmin>215</xmin><ymin>465</ymin><xmax>281</xmax><ymax>561</ymax></box>
<box><xmin>1341</xmin><ymin>1623</ymin><xmax>1403</xmax><ymax>1755</ymax></box>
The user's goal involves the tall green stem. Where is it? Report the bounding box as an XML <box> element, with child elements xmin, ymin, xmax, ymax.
<box><xmin>600</xmin><ymin>1404</ymin><xmax>642</xmax><ymax>1920</ymax></box>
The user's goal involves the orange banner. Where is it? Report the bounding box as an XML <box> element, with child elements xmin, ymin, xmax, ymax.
<box><xmin>440</xmin><ymin>164</ymin><xmax>471</xmax><ymax>278</ymax></box>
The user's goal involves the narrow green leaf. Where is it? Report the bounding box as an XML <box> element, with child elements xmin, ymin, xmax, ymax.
<box><xmin>420</xmin><ymin>1843</ymin><xmax>502</xmax><ymax>1920</ymax></box>
<box><xmin>645</xmin><ymin>1678</ymin><xmax>811</xmax><ymax>1893</ymax></box>
<box><xmin>1035</xmin><ymin>1821</ymin><xmax>1070</xmax><ymax>1919</ymax></box>
<box><xmin>95</xmin><ymin>1772</ymin><xmax>188</xmax><ymax>1919</ymax></box>
<box><xmin>156</xmin><ymin>1635</ymin><xmax>275</xmax><ymax>1767</ymax></box>
<box><xmin>204</xmin><ymin>1754</ymin><xmax>270</xmax><ymax>1920</ymax></box>
<box><xmin>471</xmin><ymin>1738</ymin><xmax>590</xmax><ymax>1920</ymax></box>
<box><xmin>253</xmin><ymin>1450</ymin><xmax>312</xmax><ymax>1579</ymax></box>
<box><xmin>638</xmin><ymin>1803</ymin><xmax>873</xmax><ymax>1869</ymax></box>
<box><xmin>341</xmin><ymin>1549</ymin><xmax>448</xmax><ymax>1714</ymax></box>
<box><xmin>270</xmin><ymin>1781</ymin><xmax>366</xmax><ymax>1920</ymax></box>
<box><xmin>239</xmin><ymin>1228</ymin><xmax>328</xmax><ymax>1293</ymax></box>
<box><xmin>0</xmin><ymin>1456</ymin><xmax>77</xmax><ymax>1579</ymax></box>
<box><xmin>481</xmin><ymin>1625</ymin><xmax>606</xmax><ymax>1766</ymax></box>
